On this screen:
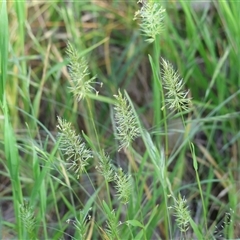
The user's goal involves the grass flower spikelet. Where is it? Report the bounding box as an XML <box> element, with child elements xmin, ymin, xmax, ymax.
<box><xmin>66</xmin><ymin>209</ymin><xmax>91</xmax><ymax>239</ymax></box>
<box><xmin>20</xmin><ymin>201</ymin><xmax>36</xmax><ymax>239</ymax></box>
<box><xmin>105</xmin><ymin>209</ymin><xmax>120</xmax><ymax>239</ymax></box>
<box><xmin>134</xmin><ymin>0</ymin><xmax>165</xmax><ymax>43</ymax></box>
<box><xmin>162</xmin><ymin>58</ymin><xmax>192</xmax><ymax>112</ymax></box>
<box><xmin>57</xmin><ymin>116</ymin><xmax>92</xmax><ymax>178</ymax></box>
<box><xmin>170</xmin><ymin>194</ymin><xmax>191</xmax><ymax>233</ymax></box>
<box><xmin>66</xmin><ymin>42</ymin><xmax>97</xmax><ymax>101</ymax></box>
<box><xmin>96</xmin><ymin>150</ymin><xmax>114</xmax><ymax>182</ymax></box>
<box><xmin>114</xmin><ymin>90</ymin><xmax>140</xmax><ymax>151</ymax></box>
<box><xmin>114</xmin><ymin>168</ymin><xmax>132</xmax><ymax>204</ymax></box>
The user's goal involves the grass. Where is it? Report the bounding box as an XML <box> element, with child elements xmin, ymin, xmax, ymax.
<box><xmin>1</xmin><ymin>1</ymin><xmax>240</xmax><ymax>239</ymax></box>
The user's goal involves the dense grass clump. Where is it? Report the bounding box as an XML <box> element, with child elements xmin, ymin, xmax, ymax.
<box><xmin>1</xmin><ymin>1</ymin><xmax>240</xmax><ymax>239</ymax></box>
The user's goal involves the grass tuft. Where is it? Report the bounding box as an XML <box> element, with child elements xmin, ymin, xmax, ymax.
<box><xmin>2</xmin><ymin>1</ymin><xmax>240</xmax><ymax>239</ymax></box>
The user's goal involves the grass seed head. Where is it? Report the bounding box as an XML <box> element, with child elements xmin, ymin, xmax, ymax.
<box><xmin>134</xmin><ymin>0</ymin><xmax>165</xmax><ymax>43</ymax></box>
<box><xmin>162</xmin><ymin>58</ymin><xmax>192</xmax><ymax>112</ymax></box>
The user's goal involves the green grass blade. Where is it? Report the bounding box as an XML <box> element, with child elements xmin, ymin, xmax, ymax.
<box><xmin>2</xmin><ymin>100</ymin><xmax>23</xmax><ymax>237</ymax></box>
<box><xmin>0</xmin><ymin>0</ymin><xmax>8</xmax><ymax>102</ymax></box>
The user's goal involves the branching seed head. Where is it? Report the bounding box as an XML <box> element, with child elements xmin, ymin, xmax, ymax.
<box><xmin>114</xmin><ymin>168</ymin><xmax>132</xmax><ymax>204</ymax></box>
<box><xmin>66</xmin><ymin>42</ymin><xmax>98</xmax><ymax>101</ymax></box>
<box><xmin>105</xmin><ymin>209</ymin><xmax>121</xmax><ymax>240</ymax></box>
<box><xmin>114</xmin><ymin>90</ymin><xmax>140</xmax><ymax>151</ymax></box>
<box><xmin>96</xmin><ymin>150</ymin><xmax>114</xmax><ymax>182</ymax></box>
<box><xmin>57</xmin><ymin>116</ymin><xmax>92</xmax><ymax>178</ymax></box>
<box><xmin>169</xmin><ymin>194</ymin><xmax>191</xmax><ymax>233</ymax></box>
<box><xmin>66</xmin><ymin>209</ymin><xmax>91</xmax><ymax>239</ymax></box>
<box><xmin>134</xmin><ymin>0</ymin><xmax>165</xmax><ymax>43</ymax></box>
<box><xmin>20</xmin><ymin>200</ymin><xmax>36</xmax><ymax>239</ymax></box>
<box><xmin>162</xmin><ymin>58</ymin><xmax>192</xmax><ymax>112</ymax></box>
